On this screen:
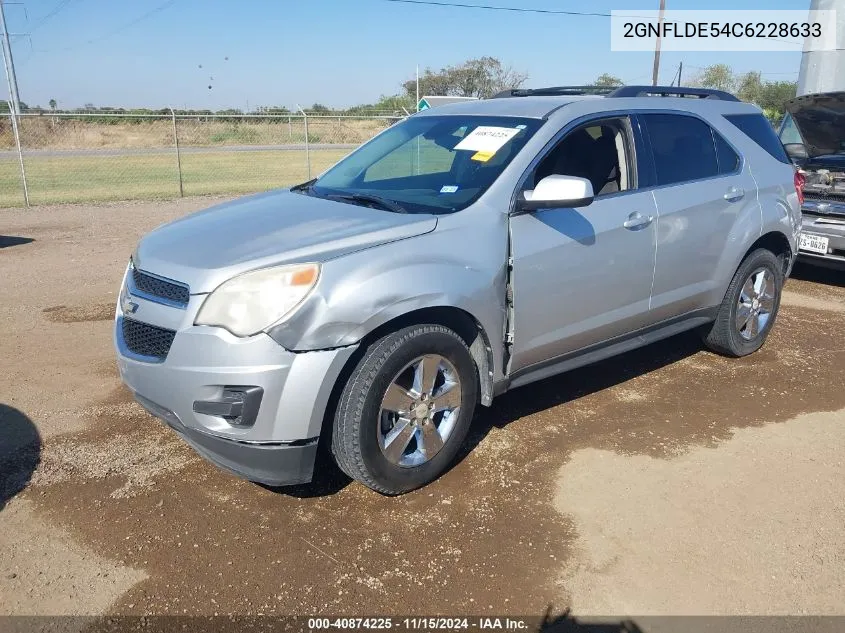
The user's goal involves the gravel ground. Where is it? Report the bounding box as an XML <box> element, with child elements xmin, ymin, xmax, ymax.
<box><xmin>1</xmin><ymin>199</ymin><xmax>844</xmax><ymax>618</ymax></box>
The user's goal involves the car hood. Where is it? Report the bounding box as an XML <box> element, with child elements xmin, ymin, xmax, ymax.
<box><xmin>133</xmin><ymin>189</ymin><xmax>438</xmax><ymax>294</ymax></box>
<box><xmin>785</xmin><ymin>92</ymin><xmax>845</xmax><ymax>158</ymax></box>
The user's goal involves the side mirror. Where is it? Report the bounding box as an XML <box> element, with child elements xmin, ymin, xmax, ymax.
<box><xmin>784</xmin><ymin>143</ymin><xmax>808</xmax><ymax>162</ymax></box>
<box><xmin>517</xmin><ymin>175</ymin><xmax>595</xmax><ymax>213</ymax></box>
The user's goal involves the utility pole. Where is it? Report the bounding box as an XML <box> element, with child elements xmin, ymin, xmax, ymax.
<box><xmin>671</xmin><ymin>61</ymin><xmax>683</xmax><ymax>86</ymax></box>
<box><xmin>415</xmin><ymin>64</ymin><xmax>420</xmax><ymax>112</ymax></box>
<box><xmin>0</xmin><ymin>0</ymin><xmax>22</xmax><ymax>115</ymax></box>
<box><xmin>651</xmin><ymin>0</ymin><xmax>666</xmax><ymax>86</ymax></box>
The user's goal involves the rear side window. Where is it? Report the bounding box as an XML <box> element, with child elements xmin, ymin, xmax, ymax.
<box><xmin>724</xmin><ymin>113</ymin><xmax>791</xmax><ymax>164</ymax></box>
<box><xmin>714</xmin><ymin>132</ymin><xmax>740</xmax><ymax>174</ymax></box>
<box><xmin>641</xmin><ymin>113</ymin><xmax>719</xmax><ymax>186</ymax></box>
<box><xmin>779</xmin><ymin>113</ymin><xmax>803</xmax><ymax>146</ymax></box>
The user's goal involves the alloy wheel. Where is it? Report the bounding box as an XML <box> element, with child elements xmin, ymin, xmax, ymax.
<box><xmin>377</xmin><ymin>354</ymin><xmax>462</xmax><ymax>468</ymax></box>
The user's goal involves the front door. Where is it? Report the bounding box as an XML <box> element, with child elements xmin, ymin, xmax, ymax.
<box><xmin>508</xmin><ymin>117</ymin><xmax>658</xmax><ymax>374</ymax></box>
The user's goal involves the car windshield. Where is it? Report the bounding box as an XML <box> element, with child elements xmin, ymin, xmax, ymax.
<box><xmin>301</xmin><ymin>115</ymin><xmax>543</xmax><ymax>214</ymax></box>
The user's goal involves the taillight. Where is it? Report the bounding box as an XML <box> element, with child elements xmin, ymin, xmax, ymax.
<box><xmin>794</xmin><ymin>170</ymin><xmax>805</xmax><ymax>206</ymax></box>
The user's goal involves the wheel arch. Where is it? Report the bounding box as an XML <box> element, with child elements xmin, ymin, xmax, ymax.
<box><xmin>322</xmin><ymin>306</ymin><xmax>494</xmax><ymax>445</ymax></box>
<box><xmin>315</xmin><ymin>306</ymin><xmax>496</xmax><ymax>463</ymax></box>
<box><xmin>743</xmin><ymin>230</ymin><xmax>793</xmax><ymax>276</ymax></box>
<box><xmin>358</xmin><ymin>306</ymin><xmax>495</xmax><ymax>407</ymax></box>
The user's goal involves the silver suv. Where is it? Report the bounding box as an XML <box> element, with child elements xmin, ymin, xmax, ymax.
<box><xmin>115</xmin><ymin>85</ymin><xmax>802</xmax><ymax>495</ymax></box>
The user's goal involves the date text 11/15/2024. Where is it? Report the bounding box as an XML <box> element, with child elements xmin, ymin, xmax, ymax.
<box><xmin>307</xmin><ymin>617</ymin><xmax>530</xmax><ymax>631</ymax></box>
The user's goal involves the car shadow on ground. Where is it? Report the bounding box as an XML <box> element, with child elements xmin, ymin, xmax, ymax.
<box><xmin>460</xmin><ymin>330</ymin><xmax>703</xmax><ymax>460</ymax></box>
<box><xmin>0</xmin><ymin>236</ymin><xmax>35</xmax><ymax>249</ymax></box>
<box><xmin>790</xmin><ymin>261</ymin><xmax>845</xmax><ymax>287</ymax></box>
<box><xmin>0</xmin><ymin>403</ymin><xmax>41</xmax><ymax>511</ymax></box>
<box><xmin>273</xmin><ymin>330</ymin><xmax>703</xmax><ymax>499</ymax></box>
<box><xmin>540</xmin><ymin>608</ymin><xmax>645</xmax><ymax>632</ymax></box>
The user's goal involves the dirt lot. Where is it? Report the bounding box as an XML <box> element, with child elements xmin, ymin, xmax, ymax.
<box><xmin>1</xmin><ymin>199</ymin><xmax>844</xmax><ymax>619</ymax></box>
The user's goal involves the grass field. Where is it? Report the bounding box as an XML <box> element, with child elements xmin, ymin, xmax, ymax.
<box><xmin>0</xmin><ymin>149</ymin><xmax>350</xmax><ymax>207</ymax></box>
<box><xmin>1</xmin><ymin>117</ymin><xmax>394</xmax><ymax>151</ymax></box>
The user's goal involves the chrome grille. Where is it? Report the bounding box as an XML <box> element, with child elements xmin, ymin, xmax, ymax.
<box><xmin>131</xmin><ymin>266</ymin><xmax>190</xmax><ymax>306</ymax></box>
<box><xmin>121</xmin><ymin>317</ymin><xmax>176</xmax><ymax>360</ymax></box>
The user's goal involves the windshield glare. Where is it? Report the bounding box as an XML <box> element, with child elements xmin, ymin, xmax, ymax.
<box><xmin>310</xmin><ymin>115</ymin><xmax>543</xmax><ymax>214</ymax></box>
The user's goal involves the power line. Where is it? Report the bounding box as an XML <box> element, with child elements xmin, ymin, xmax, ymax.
<box><xmin>684</xmin><ymin>64</ymin><xmax>798</xmax><ymax>77</ymax></box>
<box><xmin>38</xmin><ymin>0</ymin><xmax>178</xmax><ymax>52</ymax></box>
<box><xmin>30</xmin><ymin>0</ymin><xmax>76</xmax><ymax>33</ymax></box>
<box><xmin>380</xmin><ymin>0</ymin><xmax>635</xmax><ymax>18</ymax></box>
<box><xmin>85</xmin><ymin>0</ymin><xmax>177</xmax><ymax>45</ymax></box>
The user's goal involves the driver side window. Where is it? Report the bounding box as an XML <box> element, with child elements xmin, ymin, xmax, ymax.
<box><xmin>533</xmin><ymin>117</ymin><xmax>634</xmax><ymax>197</ymax></box>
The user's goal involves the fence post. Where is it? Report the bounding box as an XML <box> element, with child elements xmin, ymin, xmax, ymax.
<box><xmin>169</xmin><ymin>107</ymin><xmax>184</xmax><ymax>197</ymax></box>
<box><xmin>8</xmin><ymin>112</ymin><xmax>29</xmax><ymax>207</ymax></box>
<box><xmin>288</xmin><ymin>115</ymin><xmax>292</xmax><ymax>141</ymax></box>
<box><xmin>297</xmin><ymin>105</ymin><xmax>311</xmax><ymax>179</ymax></box>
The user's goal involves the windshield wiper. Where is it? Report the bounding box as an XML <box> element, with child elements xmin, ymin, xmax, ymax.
<box><xmin>332</xmin><ymin>193</ymin><xmax>407</xmax><ymax>214</ymax></box>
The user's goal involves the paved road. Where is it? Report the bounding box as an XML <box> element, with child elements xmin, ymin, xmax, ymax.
<box><xmin>0</xmin><ymin>144</ymin><xmax>358</xmax><ymax>159</ymax></box>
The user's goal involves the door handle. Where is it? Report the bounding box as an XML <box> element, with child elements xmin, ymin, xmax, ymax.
<box><xmin>724</xmin><ymin>187</ymin><xmax>745</xmax><ymax>202</ymax></box>
<box><xmin>623</xmin><ymin>212</ymin><xmax>654</xmax><ymax>231</ymax></box>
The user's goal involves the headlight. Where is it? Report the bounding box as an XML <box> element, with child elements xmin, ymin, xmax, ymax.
<box><xmin>195</xmin><ymin>263</ymin><xmax>319</xmax><ymax>337</ymax></box>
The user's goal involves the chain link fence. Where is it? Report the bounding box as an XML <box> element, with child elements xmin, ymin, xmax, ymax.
<box><xmin>0</xmin><ymin>112</ymin><xmax>403</xmax><ymax>207</ymax></box>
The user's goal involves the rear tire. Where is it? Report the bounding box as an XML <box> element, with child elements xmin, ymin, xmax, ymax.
<box><xmin>331</xmin><ymin>324</ymin><xmax>478</xmax><ymax>495</ymax></box>
<box><xmin>702</xmin><ymin>248</ymin><xmax>783</xmax><ymax>357</ymax></box>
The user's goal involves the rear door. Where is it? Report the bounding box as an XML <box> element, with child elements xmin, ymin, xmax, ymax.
<box><xmin>640</xmin><ymin>112</ymin><xmax>760</xmax><ymax>321</ymax></box>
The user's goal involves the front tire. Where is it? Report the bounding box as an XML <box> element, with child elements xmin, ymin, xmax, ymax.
<box><xmin>702</xmin><ymin>248</ymin><xmax>783</xmax><ymax>357</ymax></box>
<box><xmin>331</xmin><ymin>324</ymin><xmax>478</xmax><ymax>495</ymax></box>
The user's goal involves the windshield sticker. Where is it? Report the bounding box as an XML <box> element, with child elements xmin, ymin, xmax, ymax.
<box><xmin>471</xmin><ymin>151</ymin><xmax>495</xmax><ymax>162</ymax></box>
<box><xmin>440</xmin><ymin>185</ymin><xmax>459</xmax><ymax>193</ymax></box>
<box><xmin>454</xmin><ymin>126</ymin><xmax>520</xmax><ymax>154</ymax></box>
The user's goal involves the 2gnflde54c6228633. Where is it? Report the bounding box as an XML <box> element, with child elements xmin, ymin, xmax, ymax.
<box><xmin>115</xmin><ymin>85</ymin><xmax>800</xmax><ymax>495</ymax></box>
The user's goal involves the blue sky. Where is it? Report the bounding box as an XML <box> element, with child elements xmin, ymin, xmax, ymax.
<box><xmin>5</xmin><ymin>0</ymin><xmax>807</xmax><ymax>110</ymax></box>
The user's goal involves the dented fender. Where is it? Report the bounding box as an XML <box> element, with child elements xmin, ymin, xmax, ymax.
<box><xmin>266</xmin><ymin>212</ymin><xmax>511</xmax><ymax>384</ymax></box>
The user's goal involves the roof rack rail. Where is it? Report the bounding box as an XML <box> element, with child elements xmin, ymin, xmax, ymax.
<box><xmin>607</xmin><ymin>85</ymin><xmax>740</xmax><ymax>102</ymax></box>
<box><xmin>491</xmin><ymin>85</ymin><xmax>617</xmax><ymax>98</ymax></box>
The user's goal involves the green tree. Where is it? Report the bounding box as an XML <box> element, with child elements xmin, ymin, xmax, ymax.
<box><xmin>403</xmin><ymin>57</ymin><xmax>528</xmax><ymax>99</ymax></box>
<box><xmin>758</xmin><ymin>80</ymin><xmax>797</xmax><ymax>114</ymax></box>
<box><xmin>49</xmin><ymin>98</ymin><xmax>57</xmax><ymax>111</ymax></box>
<box><xmin>310</xmin><ymin>103</ymin><xmax>330</xmax><ymax>113</ymax></box>
<box><xmin>374</xmin><ymin>94</ymin><xmax>414</xmax><ymax>112</ymax></box>
<box><xmin>594</xmin><ymin>73</ymin><xmax>624</xmax><ymax>87</ymax></box>
<box><xmin>693</xmin><ymin>64</ymin><xmax>736</xmax><ymax>92</ymax></box>
<box><xmin>1</xmin><ymin>100</ymin><xmax>29</xmax><ymax>112</ymax></box>
<box><xmin>736</xmin><ymin>71</ymin><xmax>763</xmax><ymax>104</ymax></box>
<box><xmin>734</xmin><ymin>71</ymin><xmax>796</xmax><ymax>122</ymax></box>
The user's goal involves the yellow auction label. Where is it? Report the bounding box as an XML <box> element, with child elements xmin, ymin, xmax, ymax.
<box><xmin>471</xmin><ymin>151</ymin><xmax>494</xmax><ymax>162</ymax></box>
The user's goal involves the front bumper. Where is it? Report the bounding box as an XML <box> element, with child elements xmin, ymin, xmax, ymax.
<box><xmin>113</xmin><ymin>266</ymin><xmax>358</xmax><ymax>486</ymax></box>
<box><xmin>798</xmin><ymin>209</ymin><xmax>845</xmax><ymax>269</ymax></box>
<box><xmin>134</xmin><ymin>393</ymin><xmax>318</xmax><ymax>486</ymax></box>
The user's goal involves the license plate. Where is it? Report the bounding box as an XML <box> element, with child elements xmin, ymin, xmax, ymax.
<box><xmin>799</xmin><ymin>232</ymin><xmax>830</xmax><ymax>255</ymax></box>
